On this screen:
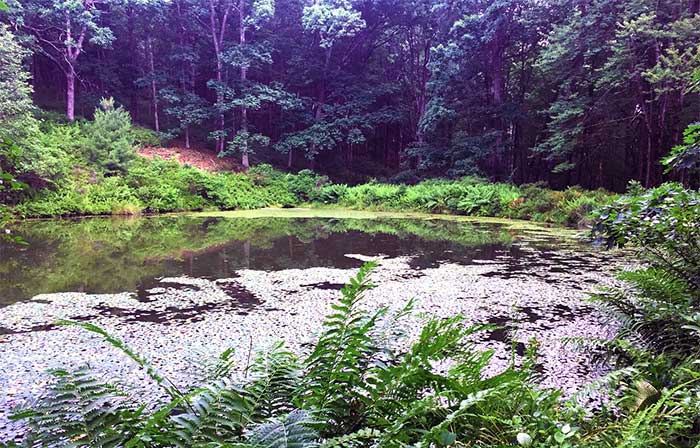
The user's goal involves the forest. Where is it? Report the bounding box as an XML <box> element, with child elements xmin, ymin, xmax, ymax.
<box><xmin>1</xmin><ymin>0</ymin><xmax>700</xmax><ymax>447</ymax></box>
<box><xmin>1</xmin><ymin>0</ymin><xmax>699</xmax><ymax>190</ymax></box>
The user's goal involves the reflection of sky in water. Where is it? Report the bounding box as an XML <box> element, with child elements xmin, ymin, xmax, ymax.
<box><xmin>0</xmin><ymin>215</ymin><xmax>618</xmax><ymax>305</ymax></box>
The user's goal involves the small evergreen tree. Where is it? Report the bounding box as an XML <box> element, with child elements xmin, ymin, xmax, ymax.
<box><xmin>87</xmin><ymin>98</ymin><xmax>136</xmax><ymax>175</ymax></box>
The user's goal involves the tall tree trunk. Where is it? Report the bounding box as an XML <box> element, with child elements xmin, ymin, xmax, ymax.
<box><xmin>215</xmin><ymin>56</ymin><xmax>225</xmax><ymax>153</ymax></box>
<box><xmin>148</xmin><ymin>39</ymin><xmax>160</xmax><ymax>133</ymax></box>
<box><xmin>208</xmin><ymin>0</ymin><xmax>231</xmax><ymax>154</ymax></box>
<box><xmin>486</xmin><ymin>14</ymin><xmax>507</xmax><ymax>180</ymax></box>
<box><xmin>63</xmin><ymin>20</ymin><xmax>85</xmax><ymax>122</ymax></box>
<box><xmin>308</xmin><ymin>47</ymin><xmax>332</xmax><ymax>166</ymax></box>
<box><xmin>66</xmin><ymin>67</ymin><xmax>76</xmax><ymax>121</ymax></box>
<box><xmin>239</xmin><ymin>0</ymin><xmax>249</xmax><ymax>170</ymax></box>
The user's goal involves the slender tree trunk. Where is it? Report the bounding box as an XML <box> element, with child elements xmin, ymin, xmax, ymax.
<box><xmin>239</xmin><ymin>0</ymin><xmax>249</xmax><ymax>170</ymax></box>
<box><xmin>127</xmin><ymin>6</ymin><xmax>138</xmax><ymax>118</ymax></box>
<box><xmin>215</xmin><ymin>57</ymin><xmax>225</xmax><ymax>153</ymax></box>
<box><xmin>208</xmin><ymin>0</ymin><xmax>230</xmax><ymax>154</ymax></box>
<box><xmin>486</xmin><ymin>15</ymin><xmax>506</xmax><ymax>180</ymax></box>
<box><xmin>63</xmin><ymin>20</ymin><xmax>85</xmax><ymax>122</ymax></box>
<box><xmin>148</xmin><ymin>39</ymin><xmax>160</xmax><ymax>133</ymax></box>
<box><xmin>66</xmin><ymin>67</ymin><xmax>76</xmax><ymax>121</ymax></box>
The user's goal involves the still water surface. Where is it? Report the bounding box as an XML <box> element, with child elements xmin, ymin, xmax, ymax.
<box><xmin>1</xmin><ymin>211</ymin><xmax>614</xmax><ymax>307</ymax></box>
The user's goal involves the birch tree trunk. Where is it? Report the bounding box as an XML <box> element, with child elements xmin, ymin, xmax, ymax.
<box><xmin>148</xmin><ymin>39</ymin><xmax>160</xmax><ymax>132</ymax></box>
<box><xmin>239</xmin><ymin>0</ymin><xmax>249</xmax><ymax>170</ymax></box>
<box><xmin>66</xmin><ymin>68</ymin><xmax>76</xmax><ymax>121</ymax></box>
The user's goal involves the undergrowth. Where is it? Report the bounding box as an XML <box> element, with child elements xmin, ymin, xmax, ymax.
<box><xmin>5</xmin><ymin>114</ymin><xmax>612</xmax><ymax>226</ymax></box>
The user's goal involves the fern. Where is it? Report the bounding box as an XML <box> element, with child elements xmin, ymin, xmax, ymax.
<box><xmin>12</xmin><ymin>366</ymin><xmax>139</xmax><ymax>447</ymax></box>
<box><xmin>301</xmin><ymin>261</ymin><xmax>386</xmax><ymax>432</ymax></box>
<box><xmin>245</xmin><ymin>410</ymin><xmax>318</xmax><ymax>448</ymax></box>
<box><xmin>618</xmin><ymin>268</ymin><xmax>691</xmax><ymax>305</ymax></box>
<box><xmin>246</xmin><ymin>342</ymin><xmax>301</xmax><ymax>419</ymax></box>
<box><xmin>320</xmin><ymin>428</ymin><xmax>381</xmax><ymax>447</ymax></box>
<box><xmin>57</xmin><ymin>320</ymin><xmax>185</xmax><ymax>399</ymax></box>
<box><xmin>170</xmin><ymin>380</ymin><xmax>255</xmax><ymax>445</ymax></box>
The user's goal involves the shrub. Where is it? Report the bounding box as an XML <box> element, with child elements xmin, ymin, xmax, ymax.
<box><xmin>585</xmin><ymin>183</ymin><xmax>700</xmax><ymax>446</ymax></box>
<box><xmin>286</xmin><ymin>169</ymin><xmax>328</xmax><ymax>202</ymax></box>
<box><xmin>317</xmin><ymin>183</ymin><xmax>348</xmax><ymax>204</ymax></box>
<box><xmin>341</xmin><ymin>182</ymin><xmax>405</xmax><ymax>209</ymax></box>
<box><xmin>130</xmin><ymin>126</ymin><xmax>161</xmax><ymax>148</ymax></box>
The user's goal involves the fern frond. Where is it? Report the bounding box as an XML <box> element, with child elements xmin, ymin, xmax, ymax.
<box><xmin>618</xmin><ymin>267</ymin><xmax>691</xmax><ymax>305</ymax></box>
<box><xmin>14</xmin><ymin>366</ymin><xmax>139</xmax><ymax>447</ymax></box>
<box><xmin>301</xmin><ymin>261</ymin><xmax>385</xmax><ymax>431</ymax></box>
<box><xmin>57</xmin><ymin>320</ymin><xmax>184</xmax><ymax>399</ymax></box>
<box><xmin>320</xmin><ymin>428</ymin><xmax>381</xmax><ymax>447</ymax></box>
<box><xmin>245</xmin><ymin>410</ymin><xmax>319</xmax><ymax>448</ymax></box>
<box><xmin>246</xmin><ymin>342</ymin><xmax>301</xmax><ymax>419</ymax></box>
<box><xmin>363</xmin><ymin>318</ymin><xmax>481</xmax><ymax>425</ymax></box>
<box><xmin>170</xmin><ymin>380</ymin><xmax>255</xmax><ymax>446</ymax></box>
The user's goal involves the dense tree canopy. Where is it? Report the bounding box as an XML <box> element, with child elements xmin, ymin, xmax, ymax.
<box><xmin>1</xmin><ymin>0</ymin><xmax>700</xmax><ymax>189</ymax></box>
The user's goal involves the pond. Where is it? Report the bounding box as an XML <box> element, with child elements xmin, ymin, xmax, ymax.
<box><xmin>0</xmin><ymin>209</ymin><xmax>626</xmax><ymax>440</ymax></box>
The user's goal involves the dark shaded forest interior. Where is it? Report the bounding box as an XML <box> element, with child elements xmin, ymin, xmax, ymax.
<box><xmin>3</xmin><ymin>0</ymin><xmax>700</xmax><ymax>190</ymax></box>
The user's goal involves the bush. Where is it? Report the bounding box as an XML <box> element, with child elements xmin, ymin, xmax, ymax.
<box><xmin>130</xmin><ymin>126</ymin><xmax>161</xmax><ymax>148</ymax></box>
<box><xmin>585</xmin><ymin>183</ymin><xmax>700</xmax><ymax>447</ymax></box>
<box><xmin>10</xmin><ymin>112</ymin><xmax>612</xmax><ymax>227</ymax></box>
<box><xmin>286</xmin><ymin>169</ymin><xmax>329</xmax><ymax>202</ymax></box>
<box><xmin>341</xmin><ymin>182</ymin><xmax>406</xmax><ymax>209</ymax></box>
<box><xmin>317</xmin><ymin>183</ymin><xmax>348</xmax><ymax>204</ymax></box>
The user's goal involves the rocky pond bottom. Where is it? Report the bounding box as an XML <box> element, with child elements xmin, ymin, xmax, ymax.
<box><xmin>0</xmin><ymin>210</ymin><xmax>629</xmax><ymax>441</ymax></box>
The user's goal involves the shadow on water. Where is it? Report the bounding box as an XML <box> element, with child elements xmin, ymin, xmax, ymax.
<box><xmin>0</xmin><ymin>214</ymin><xmax>615</xmax><ymax>307</ymax></box>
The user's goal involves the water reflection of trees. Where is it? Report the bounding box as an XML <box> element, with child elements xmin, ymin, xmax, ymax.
<box><xmin>0</xmin><ymin>216</ymin><xmax>520</xmax><ymax>304</ymax></box>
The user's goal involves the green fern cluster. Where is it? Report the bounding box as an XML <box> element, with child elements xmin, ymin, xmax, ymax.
<box><xmin>585</xmin><ymin>183</ymin><xmax>700</xmax><ymax>446</ymax></box>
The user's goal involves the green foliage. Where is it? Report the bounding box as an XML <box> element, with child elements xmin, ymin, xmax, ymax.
<box><xmin>592</xmin><ymin>184</ymin><xmax>700</xmax><ymax>356</ymax></box>
<box><xmin>12</xmin><ymin>366</ymin><xmax>140</xmax><ymax>447</ymax></box>
<box><xmin>0</xmin><ymin>133</ymin><xmax>27</xmax><ymax>243</ymax></box>
<box><xmin>86</xmin><ymin>98</ymin><xmax>137</xmax><ymax>175</ymax></box>
<box><xmin>662</xmin><ymin>123</ymin><xmax>700</xmax><ymax>185</ymax></box>
<box><xmin>0</xmin><ymin>25</ymin><xmax>34</xmax><ymax>137</ymax></box>
<box><xmin>334</xmin><ymin>178</ymin><xmax>612</xmax><ymax>227</ymax></box>
<box><xmin>7</xmin><ymin>109</ymin><xmax>612</xmax><ymax>225</ymax></box>
<box><xmin>586</xmin><ymin>183</ymin><xmax>700</xmax><ymax>446</ymax></box>
<box><xmin>130</xmin><ymin>126</ymin><xmax>162</xmax><ymax>148</ymax></box>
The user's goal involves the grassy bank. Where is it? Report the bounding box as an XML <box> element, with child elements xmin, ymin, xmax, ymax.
<box><xmin>14</xmin><ymin>159</ymin><xmax>613</xmax><ymax>228</ymax></box>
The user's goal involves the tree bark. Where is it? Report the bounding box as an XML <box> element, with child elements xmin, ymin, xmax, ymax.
<box><xmin>239</xmin><ymin>0</ymin><xmax>249</xmax><ymax>170</ymax></box>
<box><xmin>64</xmin><ymin>19</ymin><xmax>85</xmax><ymax>122</ymax></box>
<box><xmin>208</xmin><ymin>0</ymin><xmax>231</xmax><ymax>153</ymax></box>
<box><xmin>148</xmin><ymin>39</ymin><xmax>160</xmax><ymax>133</ymax></box>
<box><xmin>66</xmin><ymin>68</ymin><xmax>76</xmax><ymax>121</ymax></box>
